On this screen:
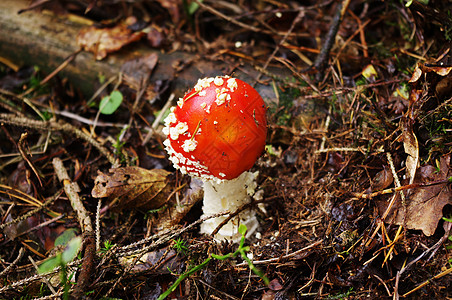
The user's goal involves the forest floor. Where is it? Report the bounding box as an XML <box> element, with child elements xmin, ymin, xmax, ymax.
<box><xmin>0</xmin><ymin>0</ymin><xmax>451</xmax><ymax>299</ymax></box>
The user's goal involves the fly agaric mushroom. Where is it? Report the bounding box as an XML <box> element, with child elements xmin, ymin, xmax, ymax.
<box><xmin>162</xmin><ymin>76</ymin><xmax>267</xmax><ymax>241</ymax></box>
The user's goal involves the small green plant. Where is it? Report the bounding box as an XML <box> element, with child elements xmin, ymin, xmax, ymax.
<box><xmin>268</xmin><ymin>84</ymin><xmax>300</xmax><ymax>126</ymax></box>
<box><xmin>112</xmin><ymin>125</ymin><xmax>129</xmax><ymax>162</ymax></box>
<box><xmin>327</xmin><ymin>287</ymin><xmax>354</xmax><ymax>299</ymax></box>
<box><xmin>172</xmin><ymin>238</ymin><xmax>189</xmax><ymax>255</ymax></box>
<box><xmin>38</xmin><ymin>236</ymin><xmax>82</xmax><ymax>300</ymax></box>
<box><xmin>99</xmin><ymin>90</ymin><xmax>123</xmax><ymax>115</ymax></box>
<box><xmin>157</xmin><ymin>224</ymin><xmax>269</xmax><ymax>300</ymax></box>
<box><xmin>99</xmin><ymin>240</ymin><xmax>115</xmax><ymax>254</ymax></box>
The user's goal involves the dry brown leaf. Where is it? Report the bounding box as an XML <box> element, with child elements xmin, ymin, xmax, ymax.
<box><xmin>380</xmin><ymin>155</ymin><xmax>452</xmax><ymax>236</ymax></box>
<box><xmin>149</xmin><ymin>178</ymin><xmax>203</xmax><ymax>232</ymax></box>
<box><xmin>121</xmin><ymin>53</ymin><xmax>158</xmax><ymax>91</ymax></box>
<box><xmin>155</xmin><ymin>0</ymin><xmax>180</xmax><ymax>24</ymax></box>
<box><xmin>402</xmin><ymin>117</ymin><xmax>419</xmax><ymax>184</ymax></box>
<box><xmin>77</xmin><ymin>18</ymin><xmax>145</xmax><ymax>60</ymax></box>
<box><xmin>92</xmin><ymin>166</ymin><xmax>171</xmax><ymax>211</ymax></box>
<box><xmin>409</xmin><ymin>63</ymin><xmax>452</xmax><ymax>83</ymax></box>
<box><xmin>371</xmin><ymin>167</ymin><xmax>393</xmax><ymax>192</ymax></box>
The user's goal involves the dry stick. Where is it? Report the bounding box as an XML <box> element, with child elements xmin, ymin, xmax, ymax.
<box><xmin>53</xmin><ymin>158</ymin><xmax>92</xmax><ymax>233</ymax></box>
<box><xmin>235</xmin><ymin>240</ymin><xmax>323</xmax><ymax>266</ymax></box>
<box><xmin>0</xmin><ymin>258</ymin><xmax>82</xmax><ymax>295</ymax></box>
<box><xmin>0</xmin><ymin>189</ymin><xmax>62</xmax><ymax>230</ymax></box>
<box><xmin>0</xmin><ymin>247</ymin><xmax>24</xmax><ymax>277</ymax></box>
<box><xmin>255</xmin><ymin>8</ymin><xmax>306</xmax><ymax>84</ymax></box>
<box><xmin>210</xmin><ymin>198</ymin><xmax>268</xmax><ymax>236</ymax></box>
<box><xmin>52</xmin><ymin>157</ymin><xmax>95</xmax><ymax>298</ymax></box>
<box><xmin>193</xmin><ymin>0</ymin><xmax>261</xmax><ymax>33</ymax></box>
<box><xmin>398</xmin><ymin>221</ymin><xmax>452</xmax><ymax>297</ymax></box>
<box><xmin>142</xmin><ymin>93</ymin><xmax>175</xmax><ymax>146</ymax></box>
<box><xmin>311</xmin><ymin>0</ymin><xmax>351</xmax><ymax>76</ymax></box>
<box><xmin>96</xmin><ymin>199</ymin><xmax>102</xmax><ymax>252</ymax></box>
<box><xmin>103</xmin><ymin>212</ymin><xmax>230</xmax><ymax>297</ymax></box>
<box><xmin>0</xmin><ymin>213</ymin><xmax>228</xmax><ymax>295</ymax></box>
<box><xmin>0</xmin><ymin>114</ymin><xmax>116</xmax><ymax>165</ymax></box>
<box><xmin>20</xmin><ymin>50</ymin><xmax>81</xmax><ymax>98</ymax></box>
<box><xmin>17</xmin><ymin>132</ymin><xmax>43</xmax><ymax>187</ymax></box>
<box><xmin>402</xmin><ymin>266</ymin><xmax>452</xmax><ymax>297</ymax></box>
<box><xmin>28</xmin><ymin>255</ymin><xmax>58</xmax><ymax>296</ymax></box>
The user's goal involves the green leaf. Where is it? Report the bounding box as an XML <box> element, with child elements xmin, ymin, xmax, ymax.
<box><xmin>55</xmin><ymin>228</ymin><xmax>78</xmax><ymax>247</ymax></box>
<box><xmin>186</xmin><ymin>0</ymin><xmax>202</xmax><ymax>15</ymax></box>
<box><xmin>38</xmin><ymin>235</ymin><xmax>82</xmax><ymax>274</ymax></box>
<box><xmin>99</xmin><ymin>90</ymin><xmax>123</xmax><ymax>115</ymax></box>
<box><xmin>62</xmin><ymin>236</ymin><xmax>82</xmax><ymax>264</ymax></box>
<box><xmin>38</xmin><ymin>254</ymin><xmax>62</xmax><ymax>274</ymax></box>
<box><xmin>238</xmin><ymin>224</ymin><xmax>247</xmax><ymax>236</ymax></box>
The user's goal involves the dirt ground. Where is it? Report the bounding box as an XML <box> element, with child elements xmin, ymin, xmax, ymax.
<box><xmin>0</xmin><ymin>0</ymin><xmax>451</xmax><ymax>299</ymax></box>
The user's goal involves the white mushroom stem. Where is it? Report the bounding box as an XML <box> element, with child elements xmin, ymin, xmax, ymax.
<box><xmin>200</xmin><ymin>171</ymin><xmax>259</xmax><ymax>242</ymax></box>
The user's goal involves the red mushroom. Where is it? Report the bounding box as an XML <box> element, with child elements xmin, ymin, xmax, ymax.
<box><xmin>163</xmin><ymin>76</ymin><xmax>267</xmax><ymax>241</ymax></box>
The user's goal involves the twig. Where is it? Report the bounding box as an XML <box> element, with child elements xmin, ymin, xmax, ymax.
<box><xmin>142</xmin><ymin>93</ymin><xmax>175</xmax><ymax>146</ymax></box>
<box><xmin>194</xmin><ymin>0</ymin><xmax>261</xmax><ymax>33</ymax></box>
<box><xmin>311</xmin><ymin>0</ymin><xmax>351</xmax><ymax>76</ymax></box>
<box><xmin>103</xmin><ymin>212</ymin><xmax>230</xmax><ymax>297</ymax></box>
<box><xmin>256</xmin><ymin>8</ymin><xmax>305</xmax><ymax>83</ymax></box>
<box><xmin>0</xmin><ymin>212</ymin><xmax>229</xmax><ymax>295</ymax></box>
<box><xmin>0</xmin><ymin>114</ymin><xmax>116</xmax><ymax>165</ymax></box>
<box><xmin>17</xmin><ymin>132</ymin><xmax>43</xmax><ymax>187</ymax></box>
<box><xmin>0</xmin><ymin>247</ymin><xmax>24</xmax><ymax>277</ymax></box>
<box><xmin>28</xmin><ymin>256</ymin><xmax>58</xmax><ymax>296</ymax></box>
<box><xmin>96</xmin><ymin>199</ymin><xmax>102</xmax><ymax>252</ymax></box>
<box><xmin>0</xmin><ymin>189</ymin><xmax>62</xmax><ymax>230</ymax></box>
<box><xmin>52</xmin><ymin>157</ymin><xmax>95</xmax><ymax>298</ymax></box>
<box><xmin>393</xmin><ymin>224</ymin><xmax>452</xmax><ymax>299</ymax></box>
<box><xmin>236</xmin><ymin>240</ymin><xmax>323</xmax><ymax>266</ymax></box>
<box><xmin>210</xmin><ymin>198</ymin><xmax>269</xmax><ymax>236</ymax></box>
<box><xmin>402</xmin><ymin>267</ymin><xmax>452</xmax><ymax>297</ymax></box>
<box><xmin>53</xmin><ymin>158</ymin><xmax>92</xmax><ymax>233</ymax></box>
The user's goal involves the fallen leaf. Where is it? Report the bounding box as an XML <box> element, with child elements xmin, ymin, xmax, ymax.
<box><xmin>409</xmin><ymin>62</ymin><xmax>452</xmax><ymax>83</ymax></box>
<box><xmin>371</xmin><ymin>167</ymin><xmax>393</xmax><ymax>192</ymax></box>
<box><xmin>92</xmin><ymin>167</ymin><xmax>171</xmax><ymax>211</ymax></box>
<box><xmin>121</xmin><ymin>53</ymin><xmax>158</xmax><ymax>91</ymax></box>
<box><xmin>379</xmin><ymin>155</ymin><xmax>452</xmax><ymax>236</ymax></box>
<box><xmin>401</xmin><ymin>116</ymin><xmax>419</xmax><ymax>184</ymax></box>
<box><xmin>155</xmin><ymin>0</ymin><xmax>180</xmax><ymax>24</ymax></box>
<box><xmin>77</xmin><ymin>17</ymin><xmax>145</xmax><ymax>60</ymax></box>
<box><xmin>268</xmin><ymin>278</ymin><xmax>283</xmax><ymax>291</ymax></box>
<box><xmin>149</xmin><ymin>178</ymin><xmax>203</xmax><ymax>233</ymax></box>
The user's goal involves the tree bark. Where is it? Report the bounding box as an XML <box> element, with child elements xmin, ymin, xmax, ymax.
<box><xmin>0</xmin><ymin>0</ymin><xmax>286</xmax><ymax>98</ymax></box>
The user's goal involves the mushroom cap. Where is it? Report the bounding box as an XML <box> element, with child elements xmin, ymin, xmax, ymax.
<box><xmin>163</xmin><ymin>76</ymin><xmax>267</xmax><ymax>181</ymax></box>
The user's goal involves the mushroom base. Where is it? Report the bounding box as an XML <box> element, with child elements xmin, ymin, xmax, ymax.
<box><xmin>200</xmin><ymin>171</ymin><xmax>259</xmax><ymax>242</ymax></box>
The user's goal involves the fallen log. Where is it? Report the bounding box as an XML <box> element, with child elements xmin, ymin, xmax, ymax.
<box><xmin>0</xmin><ymin>0</ymin><xmax>286</xmax><ymax>98</ymax></box>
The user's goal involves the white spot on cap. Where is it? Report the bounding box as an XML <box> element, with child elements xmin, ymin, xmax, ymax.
<box><xmin>182</xmin><ymin>139</ymin><xmax>197</xmax><ymax>152</ymax></box>
<box><xmin>214</xmin><ymin>76</ymin><xmax>224</xmax><ymax>86</ymax></box>
<box><xmin>164</xmin><ymin>112</ymin><xmax>177</xmax><ymax>126</ymax></box>
<box><xmin>215</xmin><ymin>93</ymin><xmax>229</xmax><ymax>105</ymax></box>
<box><xmin>169</xmin><ymin>122</ymin><xmax>188</xmax><ymax>140</ymax></box>
<box><xmin>175</xmin><ymin>122</ymin><xmax>188</xmax><ymax>134</ymax></box>
<box><xmin>199</xmin><ymin>90</ymin><xmax>206</xmax><ymax>96</ymax></box>
<box><xmin>162</xmin><ymin>126</ymin><xmax>169</xmax><ymax>135</ymax></box>
<box><xmin>194</xmin><ymin>77</ymin><xmax>214</xmax><ymax>92</ymax></box>
<box><xmin>227</xmin><ymin>78</ymin><xmax>238</xmax><ymax>92</ymax></box>
<box><xmin>177</xmin><ymin>98</ymin><xmax>184</xmax><ymax>108</ymax></box>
